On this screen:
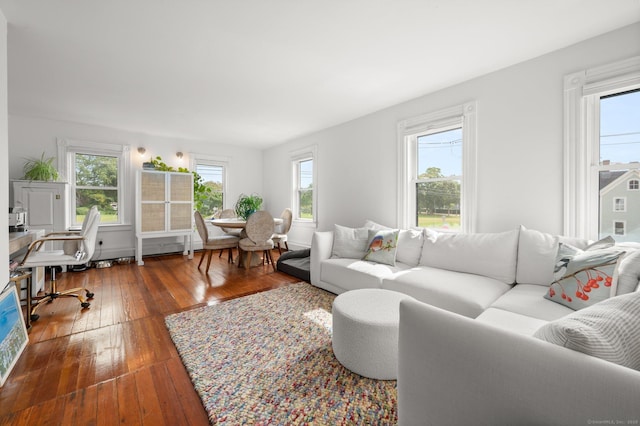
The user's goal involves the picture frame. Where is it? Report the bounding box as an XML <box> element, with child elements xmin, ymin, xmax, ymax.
<box><xmin>0</xmin><ymin>284</ymin><xmax>29</xmax><ymax>387</ymax></box>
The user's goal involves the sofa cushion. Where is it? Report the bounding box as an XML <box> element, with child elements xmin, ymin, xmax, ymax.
<box><xmin>516</xmin><ymin>226</ymin><xmax>559</xmax><ymax>286</ymax></box>
<box><xmin>363</xmin><ymin>228</ymin><xmax>399</xmax><ymax>266</ymax></box>
<box><xmin>331</xmin><ymin>224</ymin><xmax>369</xmax><ymax>258</ymax></box>
<box><xmin>617</xmin><ymin>248</ymin><xmax>640</xmax><ymax>295</ymax></box>
<box><xmin>419</xmin><ymin>229</ymin><xmax>520</xmax><ymax>284</ymax></box>
<box><xmin>490</xmin><ymin>284</ymin><xmax>574</xmax><ymax>321</ymax></box>
<box><xmin>396</xmin><ymin>229</ymin><xmax>424</xmax><ymax>267</ymax></box>
<box><xmin>534</xmin><ymin>290</ymin><xmax>640</xmax><ymax>371</ymax></box>
<box><xmin>382</xmin><ymin>266</ymin><xmax>512</xmax><ymax>318</ymax></box>
<box><xmin>320</xmin><ymin>258</ymin><xmax>409</xmax><ymax>292</ymax></box>
<box><xmin>544</xmin><ymin>246</ymin><xmax>625</xmax><ymax>310</ymax></box>
<box><xmin>475</xmin><ymin>307</ymin><xmax>549</xmax><ymax>336</ymax></box>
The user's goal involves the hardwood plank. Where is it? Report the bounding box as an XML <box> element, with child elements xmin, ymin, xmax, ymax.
<box><xmin>0</xmin><ymin>250</ymin><xmax>301</xmax><ymax>423</ymax></box>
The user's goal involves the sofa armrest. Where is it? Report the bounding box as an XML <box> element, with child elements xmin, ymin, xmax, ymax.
<box><xmin>398</xmin><ymin>299</ymin><xmax>640</xmax><ymax>426</ymax></box>
<box><xmin>310</xmin><ymin>231</ymin><xmax>333</xmax><ymax>287</ymax></box>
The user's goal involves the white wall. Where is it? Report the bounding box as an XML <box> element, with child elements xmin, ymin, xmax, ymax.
<box><xmin>263</xmin><ymin>22</ymin><xmax>640</xmax><ymax>247</ymax></box>
<box><xmin>1</xmin><ymin>9</ymin><xmax>8</xmax><ymax>282</ymax></box>
<box><xmin>8</xmin><ymin>115</ymin><xmax>264</xmax><ymax>259</ymax></box>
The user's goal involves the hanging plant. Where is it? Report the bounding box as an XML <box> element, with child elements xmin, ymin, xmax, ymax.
<box><xmin>22</xmin><ymin>152</ymin><xmax>60</xmax><ymax>182</ymax></box>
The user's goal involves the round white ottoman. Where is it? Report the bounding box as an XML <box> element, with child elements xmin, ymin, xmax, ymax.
<box><xmin>331</xmin><ymin>288</ymin><xmax>414</xmax><ymax>380</ymax></box>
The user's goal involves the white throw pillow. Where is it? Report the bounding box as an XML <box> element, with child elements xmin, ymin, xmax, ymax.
<box><xmin>331</xmin><ymin>224</ymin><xmax>369</xmax><ymax>259</ymax></box>
<box><xmin>419</xmin><ymin>228</ymin><xmax>520</xmax><ymax>284</ymax></box>
<box><xmin>534</xmin><ymin>290</ymin><xmax>640</xmax><ymax>371</ymax></box>
<box><xmin>616</xmin><ymin>249</ymin><xmax>640</xmax><ymax>295</ymax></box>
<box><xmin>396</xmin><ymin>229</ymin><xmax>425</xmax><ymax>266</ymax></box>
<box><xmin>362</xmin><ymin>229</ymin><xmax>399</xmax><ymax>266</ymax></box>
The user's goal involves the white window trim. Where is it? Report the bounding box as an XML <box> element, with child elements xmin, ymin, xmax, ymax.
<box><xmin>614</xmin><ymin>220</ymin><xmax>626</xmax><ymax>236</ymax></box>
<box><xmin>563</xmin><ymin>56</ymin><xmax>640</xmax><ymax>239</ymax></box>
<box><xmin>189</xmin><ymin>153</ymin><xmax>230</xmax><ymax>208</ymax></box>
<box><xmin>397</xmin><ymin>101</ymin><xmax>477</xmax><ymax>232</ymax></box>
<box><xmin>57</xmin><ymin>138</ymin><xmax>130</xmax><ymax>226</ymax></box>
<box><xmin>290</xmin><ymin>145</ymin><xmax>317</xmax><ymax>228</ymax></box>
<box><xmin>613</xmin><ymin>197</ymin><xmax>626</xmax><ymax>212</ymax></box>
<box><xmin>629</xmin><ymin>179</ymin><xmax>639</xmax><ymax>191</ymax></box>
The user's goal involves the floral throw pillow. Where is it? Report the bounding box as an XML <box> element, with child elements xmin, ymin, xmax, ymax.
<box><xmin>362</xmin><ymin>229</ymin><xmax>399</xmax><ymax>266</ymax></box>
<box><xmin>544</xmin><ymin>244</ymin><xmax>626</xmax><ymax>310</ymax></box>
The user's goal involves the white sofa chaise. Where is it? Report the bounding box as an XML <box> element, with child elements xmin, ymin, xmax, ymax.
<box><xmin>310</xmin><ymin>222</ymin><xmax>640</xmax><ymax>425</ymax></box>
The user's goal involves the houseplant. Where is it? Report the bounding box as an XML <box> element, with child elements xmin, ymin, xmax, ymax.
<box><xmin>235</xmin><ymin>193</ymin><xmax>263</xmax><ymax>220</ymax></box>
<box><xmin>22</xmin><ymin>152</ymin><xmax>59</xmax><ymax>182</ymax></box>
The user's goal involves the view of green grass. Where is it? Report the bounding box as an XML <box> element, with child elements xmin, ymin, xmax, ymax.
<box><xmin>418</xmin><ymin>214</ymin><xmax>460</xmax><ymax>229</ymax></box>
<box><xmin>77</xmin><ymin>213</ymin><xmax>118</xmax><ymax>224</ymax></box>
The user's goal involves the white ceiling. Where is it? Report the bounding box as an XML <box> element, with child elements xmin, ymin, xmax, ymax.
<box><xmin>1</xmin><ymin>1</ymin><xmax>639</xmax><ymax>149</ymax></box>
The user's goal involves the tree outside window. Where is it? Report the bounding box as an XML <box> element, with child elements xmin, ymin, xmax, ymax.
<box><xmin>297</xmin><ymin>159</ymin><xmax>313</xmax><ymax>220</ymax></box>
<box><xmin>195</xmin><ymin>164</ymin><xmax>224</xmax><ymax>218</ymax></box>
<box><xmin>74</xmin><ymin>153</ymin><xmax>119</xmax><ymax>224</ymax></box>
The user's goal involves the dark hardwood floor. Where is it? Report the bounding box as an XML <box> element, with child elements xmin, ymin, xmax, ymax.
<box><xmin>0</xmin><ymin>249</ymin><xmax>300</xmax><ymax>425</ymax></box>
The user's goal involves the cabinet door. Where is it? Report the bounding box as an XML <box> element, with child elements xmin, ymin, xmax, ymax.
<box><xmin>140</xmin><ymin>172</ymin><xmax>167</xmax><ymax>232</ymax></box>
<box><xmin>168</xmin><ymin>173</ymin><xmax>193</xmax><ymax>231</ymax></box>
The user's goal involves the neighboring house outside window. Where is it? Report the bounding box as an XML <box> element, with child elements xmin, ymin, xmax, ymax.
<box><xmin>398</xmin><ymin>101</ymin><xmax>477</xmax><ymax>232</ymax></box>
<box><xmin>57</xmin><ymin>138</ymin><xmax>130</xmax><ymax>226</ymax></box>
<box><xmin>564</xmin><ymin>56</ymin><xmax>640</xmax><ymax>243</ymax></box>
<box><xmin>291</xmin><ymin>146</ymin><xmax>317</xmax><ymax>225</ymax></box>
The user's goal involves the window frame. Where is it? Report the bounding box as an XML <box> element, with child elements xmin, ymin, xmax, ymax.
<box><xmin>613</xmin><ymin>197</ymin><xmax>626</xmax><ymax>212</ymax></box>
<box><xmin>290</xmin><ymin>145</ymin><xmax>317</xmax><ymax>227</ymax></box>
<box><xmin>190</xmin><ymin>154</ymin><xmax>229</xmax><ymax>216</ymax></box>
<box><xmin>57</xmin><ymin>138</ymin><xmax>130</xmax><ymax>227</ymax></box>
<box><xmin>563</xmin><ymin>56</ymin><xmax>640</xmax><ymax>240</ymax></box>
<box><xmin>629</xmin><ymin>179</ymin><xmax>639</xmax><ymax>191</ymax></box>
<box><xmin>397</xmin><ymin>101</ymin><xmax>477</xmax><ymax>232</ymax></box>
<box><xmin>614</xmin><ymin>220</ymin><xmax>626</xmax><ymax>236</ymax></box>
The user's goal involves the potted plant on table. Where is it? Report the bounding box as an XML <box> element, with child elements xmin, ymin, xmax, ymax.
<box><xmin>235</xmin><ymin>193</ymin><xmax>263</xmax><ymax>220</ymax></box>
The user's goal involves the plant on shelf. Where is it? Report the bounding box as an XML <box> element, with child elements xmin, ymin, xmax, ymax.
<box><xmin>22</xmin><ymin>152</ymin><xmax>60</xmax><ymax>182</ymax></box>
<box><xmin>147</xmin><ymin>156</ymin><xmax>212</xmax><ymax>212</ymax></box>
<box><xmin>235</xmin><ymin>193</ymin><xmax>263</xmax><ymax>220</ymax></box>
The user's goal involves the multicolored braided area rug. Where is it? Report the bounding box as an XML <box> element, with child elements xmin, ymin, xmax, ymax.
<box><xmin>165</xmin><ymin>282</ymin><xmax>397</xmax><ymax>425</ymax></box>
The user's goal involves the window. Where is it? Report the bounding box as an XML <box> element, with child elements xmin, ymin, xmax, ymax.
<box><xmin>564</xmin><ymin>56</ymin><xmax>640</xmax><ymax>242</ymax></box>
<box><xmin>291</xmin><ymin>146</ymin><xmax>317</xmax><ymax>224</ymax></box>
<box><xmin>58</xmin><ymin>139</ymin><xmax>130</xmax><ymax>226</ymax></box>
<box><xmin>613</xmin><ymin>197</ymin><xmax>626</xmax><ymax>212</ymax></box>
<box><xmin>629</xmin><ymin>179</ymin><xmax>639</xmax><ymax>190</ymax></box>
<box><xmin>398</xmin><ymin>101</ymin><xmax>477</xmax><ymax>232</ymax></box>
<box><xmin>195</xmin><ymin>163</ymin><xmax>225</xmax><ymax>218</ymax></box>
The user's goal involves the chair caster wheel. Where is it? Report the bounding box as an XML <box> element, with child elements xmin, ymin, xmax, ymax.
<box><xmin>30</xmin><ymin>314</ymin><xmax>40</xmax><ymax>322</ymax></box>
<box><xmin>86</xmin><ymin>292</ymin><xmax>94</xmax><ymax>299</ymax></box>
<box><xmin>81</xmin><ymin>302</ymin><xmax>91</xmax><ymax>309</ymax></box>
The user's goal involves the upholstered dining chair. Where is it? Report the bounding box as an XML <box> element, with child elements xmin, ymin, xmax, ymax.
<box><xmin>272</xmin><ymin>208</ymin><xmax>292</xmax><ymax>254</ymax></box>
<box><xmin>194</xmin><ymin>211</ymin><xmax>240</xmax><ymax>272</ymax></box>
<box><xmin>238</xmin><ymin>210</ymin><xmax>276</xmax><ymax>271</ymax></box>
<box><xmin>219</xmin><ymin>209</ymin><xmax>243</xmax><ymax>237</ymax></box>
<box><xmin>18</xmin><ymin>205</ymin><xmax>100</xmax><ymax>322</ymax></box>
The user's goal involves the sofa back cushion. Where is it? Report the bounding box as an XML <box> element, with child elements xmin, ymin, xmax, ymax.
<box><xmin>516</xmin><ymin>226</ymin><xmax>594</xmax><ymax>286</ymax></box>
<box><xmin>363</xmin><ymin>220</ymin><xmax>425</xmax><ymax>266</ymax></box>
<box><xmin>616</xmin><ymin>248</ymin><xmax>640</xmax><ymax>295</ymax></box>
<box><xmin>419</xmin><ymin>228</ymin><xmax>520</xmax><ymax>284</ymax></box>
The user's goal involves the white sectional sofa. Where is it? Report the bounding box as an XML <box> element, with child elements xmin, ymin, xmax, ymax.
<box><xmin>310</xmin><ymin>222</ymin><xmax>640</xmax><ymax>425</ymax></box>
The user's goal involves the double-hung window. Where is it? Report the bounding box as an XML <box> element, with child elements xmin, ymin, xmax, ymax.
<box><xmin>194</xmin><ymin>162</ymin><xmax>226</xmax><ymax>218</ymax></box>
<box><xmin>564</xmin><ymin>57</ymin><xmax>640</xmax><ymax>242</ymax></box>
<box><xmin>291</xmin><ymin>146</ymin><xmax>317</xmax><ymax>224</ymax></box>
<box><xmin>398</xmin><ymin>101</ymin><xmax>477</xmax><ymax>232</ymax></box>
<box><xmin>58</xmin><ymin>139</ymin><xmax>129</xmax><ymax>226</ymax></box>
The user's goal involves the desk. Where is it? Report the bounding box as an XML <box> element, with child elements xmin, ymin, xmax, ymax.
<box><xmin>9</xmin><ymin>230</ymin><xmax>45</xmax><ymax>294</ymax></box>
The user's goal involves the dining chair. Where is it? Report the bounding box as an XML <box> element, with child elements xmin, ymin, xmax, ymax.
<box><xmin>238</xmin><ymin>210</ymin><xmax>276</xmax><ymax>271</ymax></box>
<box><xmin>272</xmin><ymin>208</ymin><xmax>293</xmax><ymax>254</ymax></box>
<box><xmin>219</xmin><ymin>209</ymin><xmax>243</xmax><ymax>237</ymax></box>
<box><xmin>194</xmin><ymin>211</ymin><xmax>240</xmax><ymax>272</ymax></box>
<box><xmin>17</xmin><ymin>206</ymin><xmax>100</xmax><ymax>322</ymax></box>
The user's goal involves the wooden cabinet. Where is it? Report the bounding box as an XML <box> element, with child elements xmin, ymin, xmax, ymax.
<box><xmin>135</xmin><ymin>170</ymin><xmax>194</xmax><ymax>265</ymax></box>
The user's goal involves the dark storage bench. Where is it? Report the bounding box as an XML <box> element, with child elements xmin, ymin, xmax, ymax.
<box><xmin>276</xmin><ymin>249</ymin><xmax>311</xmax><ymax>282</ymax></box>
